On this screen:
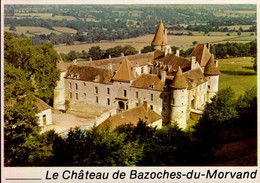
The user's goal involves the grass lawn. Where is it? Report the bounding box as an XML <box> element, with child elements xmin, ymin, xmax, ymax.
<box><xmin>218</xmin><ymin>57</ymin><xmax>257</xmax><ymax>96</ymax></box>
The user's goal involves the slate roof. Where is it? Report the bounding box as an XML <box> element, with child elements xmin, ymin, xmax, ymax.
<box><xmin>151</xmin><ymin>20</ymin><xmax>168</xmax><ymax>46</ymax></box>
<box><xmin>131</xmin><ymin>74</ymin><xmax>165</xmax><ymax>91</ymax></box>
<box><xmin>113</xmin><ymin>58</ymin><xmax>135</xmax><ymax>82</ymax></box>
<box><xmin>100</xmin><ymin>105</ymin><xmax>162</xmax><ymax>130</ymax></box>
<box><xmin>189</xmin><ymin>44</ymin><xmax>211</xmax><ymax>67</ymax></box>
<box><xmin>204</xmin><ymin>55</ymin><xmax>221</xmax><ymax>75</ymax></box>
<box><xmin>65</xmin><ymin>65</ymin><xmax>113</xmax><ymax>84</ymax></box>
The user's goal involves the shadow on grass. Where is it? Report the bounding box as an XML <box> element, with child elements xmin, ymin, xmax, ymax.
<box><xmin>242</xmin><ymin>66</ymin><xmax>255</xmax><ymax>70</ymax></box>
<box><xmin>221</xmin><ymin>70</ymin><xmax>256</xmax><ymax>76</ymax></box>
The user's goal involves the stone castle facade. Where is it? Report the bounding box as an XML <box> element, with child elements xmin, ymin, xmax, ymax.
<box><xmin>54</xmin><ymin>21</ymin><xmax>220</xmax><ymax>129</ymax></box>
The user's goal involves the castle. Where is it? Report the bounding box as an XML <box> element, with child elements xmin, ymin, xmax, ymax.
<box><xmin>54</xmin><ymin>21</ymin><xmax>220</xmax><ymax>129</ymax></box>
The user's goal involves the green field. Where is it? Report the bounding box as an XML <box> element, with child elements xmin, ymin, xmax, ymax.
<box><xmin>218</xmin><ymin>57</ymin><xmax>257</xmax><ymax>96</ymax></box>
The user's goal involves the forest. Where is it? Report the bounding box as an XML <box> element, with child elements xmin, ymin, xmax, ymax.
<box><xmin>4</xmin><ymin>4</ymin><xmax>257</xmax><ymax>45</ymax></box>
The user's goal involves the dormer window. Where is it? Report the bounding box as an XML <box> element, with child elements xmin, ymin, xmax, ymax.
<box><xmin>67</xmin><ymin>74</ymin><xmax>72</xmax><ymax>78</ymax></box>
<box><xmin>94</xmin><ymin>75</ymin><xmax>100</xmax><ymax>82</ymax></box>
<box><xmin>149</xmin><ymin>83</ymin><xmax>155</xmax><ymax>89</ymax></box>
<box><xmin>74</xmin><ymin>74</ymin><xmax>78</xmax><ymax>79</ymax></box>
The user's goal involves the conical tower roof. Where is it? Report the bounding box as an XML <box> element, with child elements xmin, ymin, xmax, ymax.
<box><xmin>113</xmin><ymin>58</ymin><xmax>135</xmax><ymax>82</ymax></box>
<box><xmin>170</xmin><ymin>67</ymin><xmax>188</xmax><ymax>89</ymax></box>
<box><xmin>204</xmin><ymin>55</ymin><xmax>221</xmax><ymax>75</ymax></box>
<box><xmin>151</xmin><ymin>21</ymin><xmax>168</xmax><ymax>46</ymax></box>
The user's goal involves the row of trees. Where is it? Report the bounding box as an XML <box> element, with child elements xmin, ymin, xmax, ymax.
<box><xmin>210</xmin><ymin>40</ymin><xmax>256</xmax><ymax>58</ymax></box>
<box><xmin>5</xmin><ymin>86</ymin><xmax>257</xmax><ymax>166</ymax></box>
<box><xmin>60</xmin><ymin>45</ymin><xmax>138</xmax><ymax>61</ymax></box>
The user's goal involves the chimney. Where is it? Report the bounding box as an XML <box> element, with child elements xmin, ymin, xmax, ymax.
<box><xmin>215</xmin><ymin>59</ymin><xmax>218</xmax><ymax>67</ymax></box>
<box><xmin>161</xmin><ymin>70</ymin><xmax>167</xmax><ymax>82</ymax></box>
<box><xmin>143</xmin><ymin>101</ymin><xmax>148</xmax><ymax>111</ymax></box>
<box><xmin>108</xmin><ymin>63</ymin><xmax>113</xmax><ymax>70</ymax></box>
<box><xmin>206</xmin><ymin>43</ymin><xmax>210</xmax><ymax>51</ymax></box>
<box><xmin>169</xmin><ymin>47</ymin><xmax>172</xmax><ymax>54</ymax></box>
<box><xmin>121</xmin><ymin>53</ymin><xmax>124</xmax><ymax>57</ymax></box>
<box><xmin>89</xmin><ymin>57</ymin><xmax>92</xmax><ymax>61</ymax></box>
<box><xmin>164</xmin><ymin>29</ymin><xmax>168</xmax><ymax>44</ymax></box>
<box><xmin>176</xmin><ymin>49</ymin><xmax>180</xmax><ymax>57</ymax></box>
<box><xmin>108</xmin><ymin>54</ymin><xmax>111</xmax><ymax>59</ymax></box>
<box><xmin>164</xmin><ymin>47</ymin><xmax>168</xmax><ymax>56</ymax></box>
<box><xmin>191</xmin><ymin>56</ymin><xmax>197</xmax><ymax>70</ymax></box>
<box><xmin>138</xmin><ymin>50</ymin><xmax>141</xmax><ymax>54</ymax></box>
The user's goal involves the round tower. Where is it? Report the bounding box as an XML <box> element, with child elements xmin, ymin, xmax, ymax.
<box><xmin>151</xmin><ymin>20</ymin><xmax>170</xmax><ymax>51</ymax></box>
<box><xmin>53</xmin><ymin>59</ymin><xmax>67</xmax><ymax>111</ymax></box>
<box><xmin>170</xmin><ymin>67</ymin><xmax>188</xmax><ymax>129</ymax></box>
<box><xmin>204</xmin><ymin>54</ymin><xmax>221</xmax><ymax>102</ymax></box>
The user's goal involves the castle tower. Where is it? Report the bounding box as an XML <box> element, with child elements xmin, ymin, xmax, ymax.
<box><xmin>151</xmin><ymin>20</ymin><xmax>170</xmax><ymax>51</ymax></box>
<box><xmin>170</xmin><ymin>67</ymin><xmax>188</xmax><ymax>129</ymax></box>
<box><xmin>53</xmin><ymin>59</ymin><xmax>67</xmax><ymax>111</ymax></box>
<box><xmin>204</xmin><ymin>54</ymin><xmax>221</xmax><ymax>102</ymax></box>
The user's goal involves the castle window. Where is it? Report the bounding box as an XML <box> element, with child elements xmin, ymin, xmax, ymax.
<box><xmin>95</xmin><ymin>87</ymin><xmax>98</xmax><ymax>94</ymax></box>
<box><xmin>69</xmin><ymin>92</ymin><xmax>72</xmax><ymax>99</ymax></box>
<box><xmin>69</xmin><ymin>82</ymin><xmax>72</xmax><ymax>89</ymax></box>
<box><xmin>75</xmin><ymin>83</ymin><xmax>78</xmax><ymax>90</ymax></box>
<box><xmin>141</xmin><ymin>67</ymin><xmax>144</xmax><ymax>73</ymax></box>
<box><xmin>150</xmin><ymin>105</ymin><xmax>153</xmax><ymax>110</ymax></box>
<box><xmin>107</xmin><ymin>88</ymin><xmax>110</xmax><ymax>95</ymax></box>
<box><xmin>96</xmin><ymin>96</ymin><xmax>98</xmax><ymax>103</ymax></box>
<box><xmin>124</xmin><ymin>90</ymin><xmax>127</xmax><ymax>97</ymax></box>
<box><xmin>151</xmin><ymin>94</ymin><xmax>153</xmax><ymax>101</ymax></box>
<box><xmin>84</xmin><ymin>82</ymin><xmax>86</xmax><ymax>86</ymax></box>
<box><xmin>75</xmin><ymin>93</ymin><xmax>78</xmax><ymax>100</ymax></box>
<box><xmin>107</xmin><ymin>98</ymin><xmax>110</xmax><ymax>105</ymax></box>
<box><xmin>126</xmin><ymin>104</ymin><xmax>128</xmax><ymax>110</ymax></box>
<box><xmin>208</xmin><ymin>85</ymin><xmax>210</xmax><ymax>89</ymax></box>
<box><xmin>182</xmin><ymin>89</ymin><xmax>184</xmax><ymax>92</ymax></box>
<box><xmin>172</xmin><ymin>98</ymin><xmax>175</xmax><ymax>104</ymax></box>
<box><xmin>84</xmin><ymin>93</ymin><xmax>86</xmax><ymax>96</ymax></box>
<box><xmin>136</xmin><ymin>92</ymin><xmax>138</xmax><ymax>99</ymax></box>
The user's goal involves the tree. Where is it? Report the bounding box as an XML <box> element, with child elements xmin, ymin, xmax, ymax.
<box><xmin>141</xmin><ymin>124</ymin><xmax>192</xmax><ymax>166</ymax></box>
<box><xmin>193</xmin><ymin>88</ymin><xmax>238</xmax><ymax>164</ymax></box>
<box><xmin>105</xmin><ymin>46</ymin><xmax>124</xmax><ymax>58</ymax></box>
<box><xmin>88</xmin><ymin>46</ymin><xmax>105</xmax><ymax>60</ymax></box>
<box><xmin>141</xmin><ymin>45</ymin><xmax>153</xmax><ymax>53</ymax></box>
<box><xmin>192</xmin><ymin>41</ymin><xmax>198</xmax><ymax>46</ymax></box>
<box><xmin>123</xmin><ymin>45</ymin><xmax>137</xmax><ymax>55</ymax></box>
<box><xmin>64</xmin><ymin>126</ymin><xmax>143</xmax><ymax>166</ymax></box>
<box><xmin>9</xmin><ymin>24</ymin><xmax>16</xmax><ymax>31</ymax></box>
<box><xmin>4</xmin><ymin>61</ymin><xmax>34</xmax><ymax>102</ymax></box>
<box><xmin>4</xmin><ymin>32</ymin><xmax>60</xmax><ymax>104</ymax></box>
<box><xmin>4</xmin><ymin>95</ymin><xmax>40</xmax><ymax>166</ymax></box>
<box><xmin>237</xmin><ymin>30</ymin><xmax>242</xmax><ymax>36</ymax></box>
<box><xmin>67</xmin><ymin>50</ymin><xmax>78</xmax><ymax>61</ymax></box>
